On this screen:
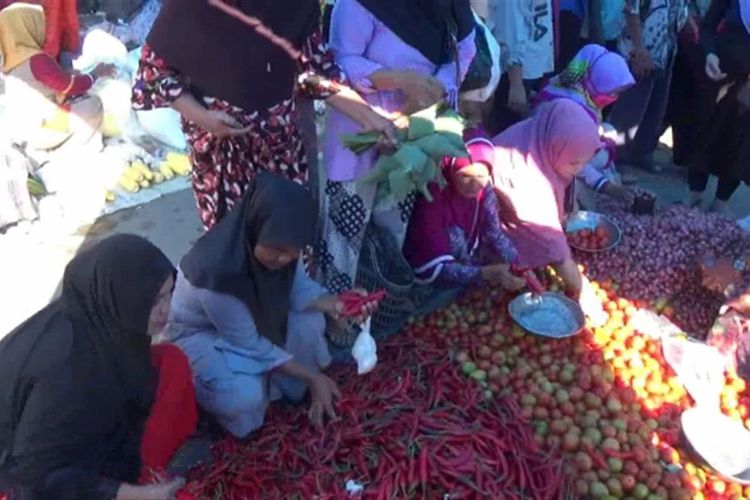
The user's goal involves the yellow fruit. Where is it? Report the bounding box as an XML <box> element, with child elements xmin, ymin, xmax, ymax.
<box><xmin>138</xmin><ymin>179</ymin><xmax>151</xmax><ymax>189</ymax></box>
<box><xmin>105</xmin><ymin>190</ymin><xmax>116</xmax><ymax>202</ymax></box>
<box><xmin>131</xmin><ymin>161</ymin><xmax>155</xmax><ymax>181</ymax></box>
<box><xmin>152</xmin><ymin>173</ymin><xmax>165</xmax><ymax>184</ymax></box>
<box><xmin>159</xmin><ymin>162</ymin><xmax>175</xmax><ymax>180</ymax></box>
<box><xmin>118</xmin><ymin>176</ymin><xmax>140</xmax><ymax>192</ymax></box>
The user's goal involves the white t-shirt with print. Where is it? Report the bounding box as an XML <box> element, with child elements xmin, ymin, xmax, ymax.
<box><xmin>485</xmin><ymin>0</ymin><xmax>554</xmax><ymax>80</ymax></box>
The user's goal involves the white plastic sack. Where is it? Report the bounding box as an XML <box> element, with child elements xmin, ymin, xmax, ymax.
<box><xmin>133</xmin><ymin>109</ymin><xmax>187</xmax><ymax>152</ymax></box>
<box><xmin>351</xmin><ymin>318</ymin><xmax>377</xmax><ymax>375</ymax></box>
<box><xmin>663</xmin><ymin>335</ymin><xmax>727</xmax><ymax>409</ymax></box>
<box><xmin>460</xmin><ymin>13</ymin><xmax>502</xmax><ymax>103</ymax></box>
<box><xmin>73</xmin><ymin>30</ymin><xmax>129</xmax><ymax>73</ymax></box>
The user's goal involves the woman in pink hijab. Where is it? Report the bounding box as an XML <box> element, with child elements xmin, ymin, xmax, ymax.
<box><xmin>492</xmin><ymin>99</ymin><xmax>601</xmax><ymax>296</ymax></box>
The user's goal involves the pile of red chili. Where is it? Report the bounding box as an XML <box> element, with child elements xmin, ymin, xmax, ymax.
<box><xmin>177</xmin><ymin>331</ymin><xmax>567</xmax><ymax>499</ymax></box>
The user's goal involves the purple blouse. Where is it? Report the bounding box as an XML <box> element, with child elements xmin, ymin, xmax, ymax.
<box><xmin>324</xmin><ymin>0</ymin><xmax>477</xmax><ymax>182</ymax></box>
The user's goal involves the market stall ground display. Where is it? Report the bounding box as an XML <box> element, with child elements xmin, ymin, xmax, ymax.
<box><xmin>162</xmin><ymin>201</ymin><xmax>750</xmax><ymax>499</ymax></box>
<box><xmin>173</xmin><ymin>333</ymin><xmax>568</xmax><ymax>499</ymax></box>
<box><xmin>578</xmin><ymin>196</ymin><xmax>750</xmax><ymax>337</ymax></box>
<box><xmin>419</xmin><ymin>284</ymin><xmax>750</xmax><ymax>499</ymax></box>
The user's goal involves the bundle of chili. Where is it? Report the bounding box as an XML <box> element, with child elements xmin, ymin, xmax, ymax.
<box><xmin>175</xmin><ymin>331</ymin><xmax>568</xmax><ymax>499</ymax></box>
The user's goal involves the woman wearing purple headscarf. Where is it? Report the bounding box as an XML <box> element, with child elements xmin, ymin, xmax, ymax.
<box><xmin>537</xmin><ymin>44</ymin><xmax>636</xmax><ymax>208</ymax></box>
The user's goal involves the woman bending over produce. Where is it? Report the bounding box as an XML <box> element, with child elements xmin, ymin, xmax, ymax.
<box><xmin>536</xmin><ymin>44</ymin><xmax>636</xmax><ymax>207</ymax></box>
<box><xmin>0</xmin><ymin>2</ymin><xmax>114</xmax><ymax>152</ymax></box>
<box><xmin>317</xmin><ymin>0</ymin><xmax>476</xmax><ymax>295</ymax></box>
<box><xmin>403</xmin><ymin>129</ymin><xmax>525</xmax><ymax>291</ymax></box>
<box><xmin>133</xmin><ymin>0</ymin><xmax>396</xmax><ymax>230</ymax></box>
<box><xmin>166</xmin><ymin>173</ymin><xmax>378</xmax><ymax>438</ymax></box>
<box><xmin>0</xmin><ymin>235</ymin><xmax>196</xmax><ymax>500</ymax></box>
<box><xmin>492</xmin><ymin>100</ymin><xmax>601</xmax><ymax>297</ymax></box>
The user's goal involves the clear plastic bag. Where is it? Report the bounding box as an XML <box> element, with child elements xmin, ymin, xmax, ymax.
<box><xmin>662</xmin><ymin>335</ymin><xmax>727</xmax><ymax>408</ymax></box>
<box><xmin>351</xmin><ymin>318</ymin><xmax>377</xmax><ymax>375</ymax></box>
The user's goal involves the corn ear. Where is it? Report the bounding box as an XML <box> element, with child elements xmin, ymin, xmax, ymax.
<box><xmin>131</xmin><ymin>160</ymin><xmax>155</xmax><ymax>181</ymax></box>
<box><xmin>166</xmin><ymin>152</ymin><xmax>191</xmax><ymax>175</ymax></box>
<box><xmin>159</xmin><ymin>162</ymin><xmax>175</xmax><ymax>180</ymax></box>
<box><xmin>118</xmin><ymin>176</ymin><xmax>140</xmax><ymax>192</ymax></box>
<box><xmin>122</xmin><ymin>167</ymin><xmax>144</xmax><ymax>182</ymax></box>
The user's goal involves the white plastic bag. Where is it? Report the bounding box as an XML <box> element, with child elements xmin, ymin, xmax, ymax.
<box><xmin>351</xmin><ymin>318</ymin><xmax>377</xmax><ymax>375</ymax></box>
<box><xmin>73</xmin><ymin>29</ymin><xmax>129</xmax><ymax>73</ymax></box>
<box><xmin>663</xmin><ymin>335</ymin><xmax>727</xmax><ymax>408</ymax></box>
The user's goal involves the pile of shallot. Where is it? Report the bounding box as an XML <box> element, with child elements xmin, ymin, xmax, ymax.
<box><xmin>577</xmin><ymin>196</ymin><xmax>750</xmax><ymax>336</ymax></box>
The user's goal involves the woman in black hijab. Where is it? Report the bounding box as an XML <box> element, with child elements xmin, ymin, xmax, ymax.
<box><xmin>0</xmin><ymin>235</ymin><xmax>196</xmax><ymax>500</ymax></box>
<box><xmin>132</xmin><ymin>0</ymin><xmax>398</xmax><ymax>230</ymax></box>
<box><xmin>687</xmin><ymin>0</ymin><xmax>750</xmax><ymax>214</ymax></box>
<box><xmin>166</xmin><ymin>173</ymin><xmax>376</xmax><ymax>438</ymax></box>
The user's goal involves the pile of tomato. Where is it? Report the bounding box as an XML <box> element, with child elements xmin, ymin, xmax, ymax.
<box><xmin>567</xmin><ymin>225</ymin><xmax>613</xmax><ymax>251</ymax></box>
<box><xmin>410</xmin><ymin>277</ymin><xmax>750</xmax><ymax>499</ymax></box>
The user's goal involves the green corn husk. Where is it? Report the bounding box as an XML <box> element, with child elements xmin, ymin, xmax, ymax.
<box><xmin>407</xmin><ymin>105</ymin><xmax>438</xmax><ymax>141</ymax></box>
<box><xmin>349</xmin><ymin>105</ymin><xmax>466</xmax><ymax>202</ymax></box>
<box><xmin>27</xmin><ymin>176</ymin><xmax>47</xmax><ymax>197</ymax></box>
<box><xmin>392</xmin><ymin>143</ymin><xmax>428</xmax><ymax>172</ymax></box>
<box><xmin>360</xmin><ymin>155</ymin><xmax>401</xmax><ymax>184</ymax></box>
<box><xmin>412</xmin><ymin>133</ymin><xmax>467</xmax><ymax>158</ymax></box>
<box><xmin>341</xmin><ymin>131</ymin><xmax>382</xmax><ymax>155</ymax></box>
<box><xmin>387</xmin><ymin>168</ymin><xmax>413</xmax><ymax>202</ymax></box>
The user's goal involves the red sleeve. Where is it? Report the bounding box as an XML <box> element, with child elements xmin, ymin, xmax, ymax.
<box><xmin>29</xmin><ymin>54</ymin><xmax>93</xmax><ymax>96</ymax></box>
<box><xmin>42</xmin><ymin>0</ymin><xmax>81</xmax><ymax>58</ymax></box>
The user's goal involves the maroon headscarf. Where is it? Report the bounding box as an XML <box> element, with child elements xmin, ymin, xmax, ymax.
<box><xmin>404</xmin><ymin>129</ymin><xmax>495</xmax><ymax>282</ymax></box>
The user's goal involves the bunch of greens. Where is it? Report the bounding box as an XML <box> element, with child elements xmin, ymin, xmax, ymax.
<box><xmin>342</xmin><ymin>105</ymin><xmax>468</xmax><ymax>202</ymax></box>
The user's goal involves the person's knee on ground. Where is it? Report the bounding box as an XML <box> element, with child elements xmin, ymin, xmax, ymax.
<box><xmin>200</xmin><ymin>377</ymin><xmax>268</xmax><ymax>439</ymax></box>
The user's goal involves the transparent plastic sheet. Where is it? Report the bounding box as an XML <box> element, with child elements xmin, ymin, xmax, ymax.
<box><xmin>662</xmin><ymin>335</ymin><xmax>727</xmax><ymax>409</ymax></box>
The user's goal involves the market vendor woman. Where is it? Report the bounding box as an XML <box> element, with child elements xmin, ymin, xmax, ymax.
<box><xmin>166</xmin><ymin>173</ymin><xmax>377</xmax><ymax>438</ymax></box>
<box><xmin>492</xmin><ymin>100</ymin><xmax>601</xmax><ymax>297</ymax></box>
<box><xmin>0</xmin><ymin>235</ymin><xmax>196</xmax><ymax>499</ymax></box>
<box><xmin>134</xmin><ymin>0</ymin><xmax>396</xmax><ymax>230</ymax></box>
<box><xmin>403</xmin><ymin>129</ymin><xmax>525</xmax><ymax>291</ymax></box>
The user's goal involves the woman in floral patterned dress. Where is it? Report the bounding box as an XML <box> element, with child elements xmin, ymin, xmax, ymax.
<box><xmin>132</xmin><ymin>0</ymin><xmax>396</xmax><ymax>229</ymax></box>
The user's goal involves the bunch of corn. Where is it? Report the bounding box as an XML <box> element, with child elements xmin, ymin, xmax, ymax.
<box><xmin>162</xmin><ymin>152</ymin><xmax>191</xmax><ymax>177</ymax></box>
<box><xmin>116</xmin><ymin>153</ymin><xmax>191</xmax><ymax>193</ymax></box>
<box><xmin>342</xmin><ymin>105</ymin><xmax>467</xmax><ymax>201</ymax></box>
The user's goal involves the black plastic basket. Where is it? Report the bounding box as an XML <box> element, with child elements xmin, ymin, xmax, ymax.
<box><xmin>355</xmin><ymin>223</ymin><xmax>416</xmax><ymax>338</ymax></box>
<box><xmin>326</xmin><ymin>223</ymin><xmax>415</xmax><ymax>361</ymax></box>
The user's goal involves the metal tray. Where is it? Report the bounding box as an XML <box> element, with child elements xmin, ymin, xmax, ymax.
<box><xmin>508</xmin><ymin>292</ymin><xmax>584</xmax><ymax>339</ymax></box>
<box><xmin>564</xmin><ymin>210</ymin><xmax>622</xmax><ymax>252</ymax></box>
<box><xmin>682</xmin><ymin>407</ymin><xmax>750</xmax><ymax>485</ymax></box>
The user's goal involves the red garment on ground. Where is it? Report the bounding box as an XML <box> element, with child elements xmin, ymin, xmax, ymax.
<box><xmin>140</xmin><ymin>344</ymin><xmax>198</xmax><ymax>470</ymax></box>
<box><xmin>0</xmin><ymin>0</ymin><xmax>79</xmax><ymax>59</ymax></box>
<box><xmin>29</xmin><ymin>53</ymin><xmax>92</xmax><ymax>95</ymax></box>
